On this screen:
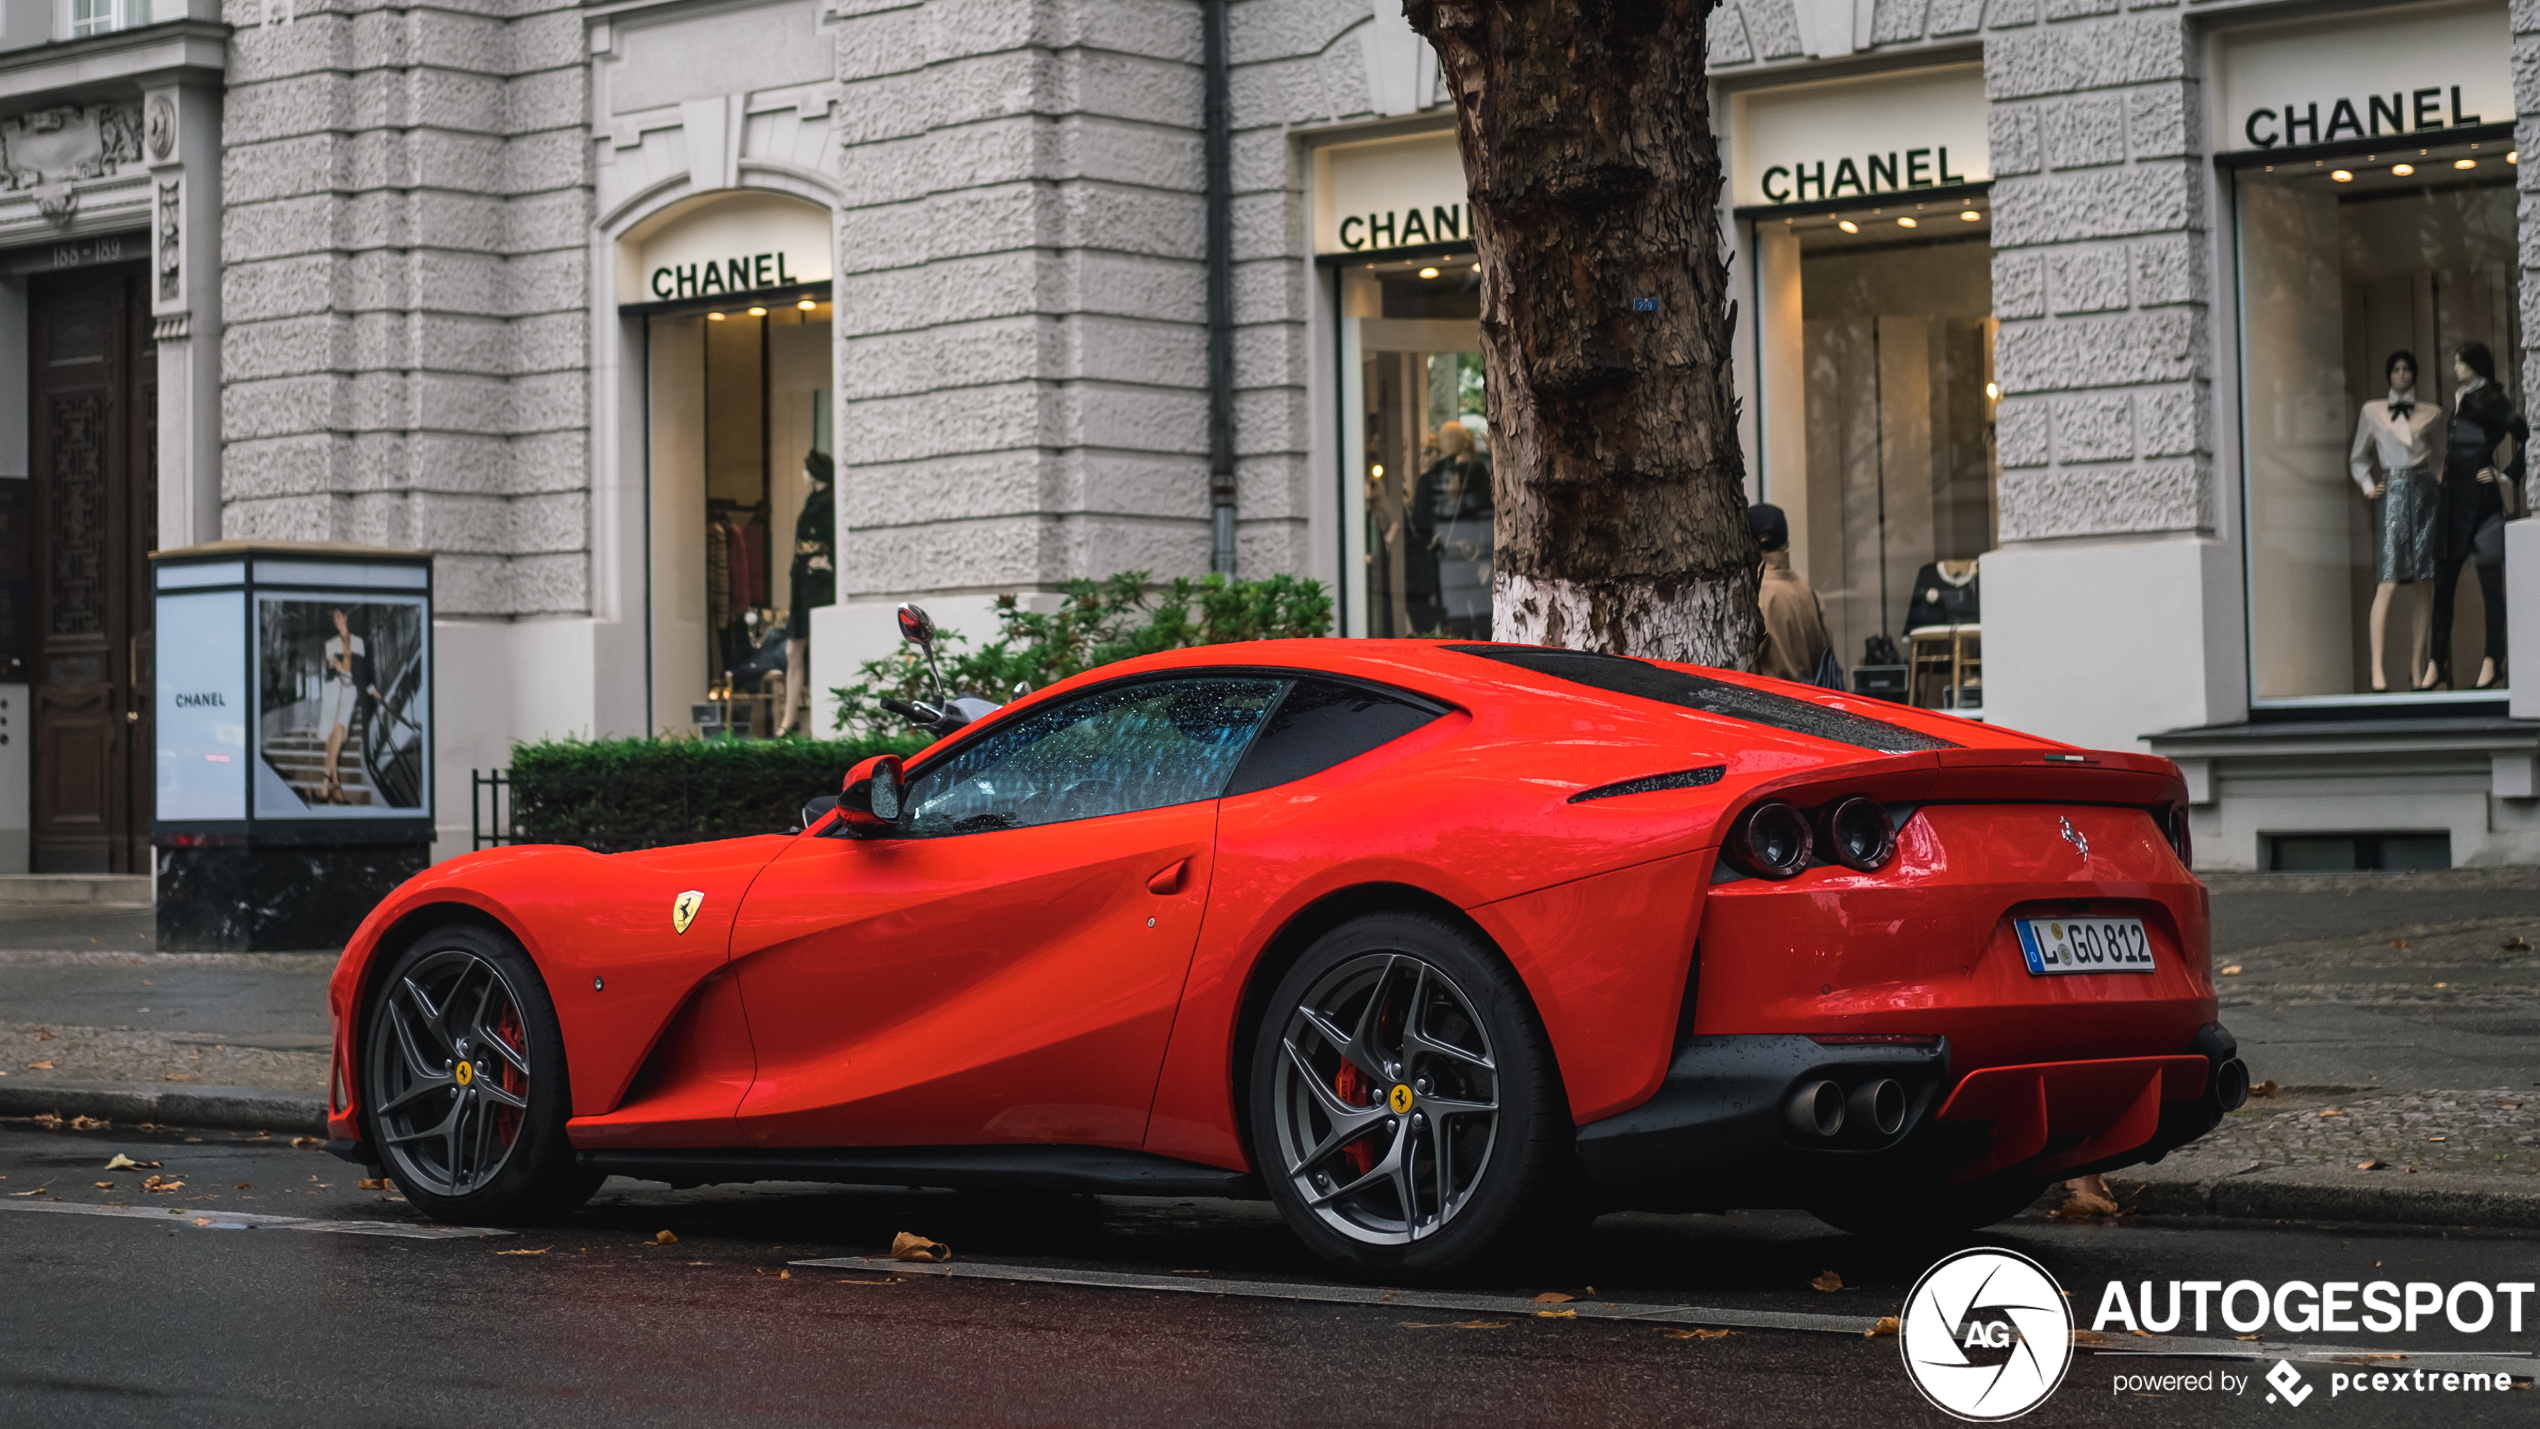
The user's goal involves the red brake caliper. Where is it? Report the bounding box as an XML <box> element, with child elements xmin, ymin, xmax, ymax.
<box><xmin>1333</xmin><ymin>1061</ymin><xmax>1376</xmax><ymax>1176</ymax></box>
<box><xmin>492</xmin><ymin>1004</ymin><xmax>526</xmax><ymax>1147</ymax></box>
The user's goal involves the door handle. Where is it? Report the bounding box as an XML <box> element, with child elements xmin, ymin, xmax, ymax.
<box><xmin>1147</xmin><ymin>859</ymin><xmax>1189</xmax><ymax>896</ymax></box>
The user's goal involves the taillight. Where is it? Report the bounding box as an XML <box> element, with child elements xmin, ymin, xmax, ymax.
<box><xmin>1821</xmin><ymin>796</ymin><xmax>1897</xmax><ymax>872</ymax></box>
<box><xmin>2165</xmin><ymin>805</ymin><xmax>2194</xmax><ymax>869</ymax></box>
<box><xmin>1728</xmin><ymin>801</ymin><xmax>1812</xmax><ymax>880</ymax></box>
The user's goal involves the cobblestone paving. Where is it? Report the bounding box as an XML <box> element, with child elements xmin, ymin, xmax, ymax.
<box><xmin>2194</xmin><ymin>1086</ymin><xmax>2540</xmax><ymax>1178</ymax></box>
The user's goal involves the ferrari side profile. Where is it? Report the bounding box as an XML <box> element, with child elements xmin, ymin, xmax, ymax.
<box><xmin>326</xmin><ymin>636</ymin><xmax>2245</xmax><ymax>1277</ymax></box>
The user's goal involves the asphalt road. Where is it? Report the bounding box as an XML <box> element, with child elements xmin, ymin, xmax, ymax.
<box><xmin>3</xmin><ymin>1122</ymin><xmax>2534</xmax><ymax>1427</ymax></box>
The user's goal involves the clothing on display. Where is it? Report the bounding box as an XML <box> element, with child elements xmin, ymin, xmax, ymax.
<box><xmin>786</xmin><ymin>453</ymin><xmax>836</xmax><ymax>641</ymax></box>
<box><xmin>1405</xmin><ymin>423</ymin><xmax>1493</xmax><ymax>639</ymax></box>
<box><xmin>2428</xmin><ymin>375</ymin><xmax>2528</xmax><ymax>684</ymax></box>
<box><xmin>706</xmin><ymin>516</ymin><xmax>733</xmax><ymax>634</ymax></box>
<box><xmin>2349</xmin><ymin>391</ymin><xmax>2443</xmax><ymax>584</ymax></box>
<box><xmin>1903</xmin><ymin>560</ymin><xmax>1979</xmax><ymax>633</ymax></box>
<box><xmin>320</xmin><ymin>632</ymin><xmax>365</xmax><ymax>733</ymax></box>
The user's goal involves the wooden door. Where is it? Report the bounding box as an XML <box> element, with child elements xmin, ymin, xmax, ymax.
<box><xmin>30</xmin><ymin>266</ymin><xmax>154</xmax><ymax>873</ymax></box>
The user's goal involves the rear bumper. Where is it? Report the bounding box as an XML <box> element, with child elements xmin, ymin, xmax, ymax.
<box><xmin>1575</xmin><ymin>1023</ymin><xmax>2244</xmax><ymax>1208</ymax></box>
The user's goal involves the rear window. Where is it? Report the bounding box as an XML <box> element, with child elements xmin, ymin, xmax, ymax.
<box><xmin>1442</xmin><ymin>644</ymin><xmax>1954</xmax><ymax>754</ymax></box>
<box><xmin>1222</xmin><ymin>679</ymin><xmax>1442</xmax><ymax>796</ymax></box>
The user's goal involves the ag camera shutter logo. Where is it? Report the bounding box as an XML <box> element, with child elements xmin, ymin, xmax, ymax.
<box><xmin>1901</xmin><ymin>1248</ymin><xmax>2074</xmax><ymax>1420</ymax></box>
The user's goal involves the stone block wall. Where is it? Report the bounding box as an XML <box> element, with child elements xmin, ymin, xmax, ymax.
<box><xmin>219</xmin><ymin>0</ymin><xmax>592</xmax><ymax>617</ymax></box>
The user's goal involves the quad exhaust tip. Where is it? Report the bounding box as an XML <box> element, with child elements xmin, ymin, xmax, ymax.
<box><xmin>1849</xmin><ymin>1078</ymin><xmax>1906</xmax><ymax>1138</ymax></box>
<box><xmin>1785</xmin><ymin>1080</ymin><xmax>1846</xmax><ymax>1140</ymax></box>
<box><xmin>2213</xmin><ymin>1057</ymin><xmax>2251</xmax><ymax>1112</ymax></box>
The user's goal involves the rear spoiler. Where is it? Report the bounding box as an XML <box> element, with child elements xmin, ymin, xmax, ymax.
<box><xmin>1727</xmin><ymin>748</ymin><xmax>2187</xmax><ymax>811</ymax></box>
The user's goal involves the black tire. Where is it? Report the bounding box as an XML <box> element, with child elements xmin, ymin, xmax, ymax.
<box><xmin>1247</xmin><ymin>911</ymin><xmax>1570</xmax><ymax>1281</ymax></box>
<box><xmin>1808</xmin><ymin>1171</ymin><xmax>2051</xmax><ymax>1240</ymax></box>
<box><xmin>362</xmin><ymin>921</ymin><xmax>600</xmax><ymax>1224</ymax></box>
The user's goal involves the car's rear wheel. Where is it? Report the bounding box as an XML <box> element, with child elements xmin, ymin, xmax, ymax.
<box><xmin>1248</xmin><ymin>912</ymin><xmax>1568</xmax><ymax>1281</ymax></box>
<box><xmin>363</xmin><ymin>922</ymin><xmax>598</xmax><ymax>1224</ymax></box>
<box><xmin>1808</xmin><ymin>1170</ymin><xmax>2050</xmax><ymax>1240</ymax></box>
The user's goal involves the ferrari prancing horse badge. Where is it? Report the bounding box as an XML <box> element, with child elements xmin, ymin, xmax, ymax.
<box><xmin>672</xmin><ymin>890</ymin><xmax>704</xmax><ymax>935</ymax></box>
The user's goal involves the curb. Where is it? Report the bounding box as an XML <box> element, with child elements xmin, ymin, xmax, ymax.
<box><xmin>2109</xmin><ymin>1157</ymin><xmax>2540</xmax><ymax>1231</ymax></box>
<box><xmin>0</xmin><ymin>1081</ymin><xmax>325</xmax><ymax>1136</ymax></box>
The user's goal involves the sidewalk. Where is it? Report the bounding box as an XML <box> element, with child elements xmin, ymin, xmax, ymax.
<box><xmin>2</xmin><ymin>872</ymin><xmax>2536</xmax><ymax>1231</ymax></box>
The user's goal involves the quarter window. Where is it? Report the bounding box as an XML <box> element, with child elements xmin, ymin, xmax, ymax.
<box><xmin>900</xmin><ymin>678</ymin><xmax>1284</xmax><ymax>836</ymax></box>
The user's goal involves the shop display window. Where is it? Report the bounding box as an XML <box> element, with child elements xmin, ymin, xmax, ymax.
<box><xmin>1341</xmin><ymin>259</ymin><xmax>1494</xmax><ymax>639</ymax></box>
<box><xmin>2236</xmin><ymin>137</ymin><xmax>2522</xmax><ymax>700</ymax></box>
<box><xmin>647</xmin><ymin>299</ymin><xmax>833</xmax><ymax>734</ymax></box>
<box><xmin>1753</xmin><ymin>197</ymin><xmax>1999</xmax><ymax>709</ymax></box>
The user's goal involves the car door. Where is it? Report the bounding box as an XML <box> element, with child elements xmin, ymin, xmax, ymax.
<box><xmin>728</xmin><ymin>675</ymin><xmax>1285</xmax><ymax>1150</ymax></box>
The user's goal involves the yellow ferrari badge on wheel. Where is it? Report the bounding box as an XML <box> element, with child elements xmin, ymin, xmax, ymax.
<box><xmin>453</xmin><ymin>1061</ymin><xmax>474</xmax><ymax>1086</ymax></box>
<box><xmin>672</xmin><ymin>890</ymin><xmax>704</xmax><ymax>935</ymax></box>
<box><xmin>1388</xmin><ymin>1083</ymin><xmax>1414</xmax><ymax>1114</ymax></box>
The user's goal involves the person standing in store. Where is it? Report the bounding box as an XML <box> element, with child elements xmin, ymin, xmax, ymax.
<box><xmin>774</xmin><ymin>450</ymin><xmax>837</xmax><ymax>736</ymax></box>
<box><xmin>2426</xmin><ymin>341</ymin><xmax>2528</xmax><ymax>691</ymax></box>
<box><xmin>1750</xmin><ymin>503</ymin><xmax>1833</xmax><ymax>686</ymax></box>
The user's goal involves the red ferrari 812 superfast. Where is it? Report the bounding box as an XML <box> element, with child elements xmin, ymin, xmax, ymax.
<box><xmin>326</xmin><ymin>636</ymin><xmax>2244</xmax><ymax>1277</ymax></box>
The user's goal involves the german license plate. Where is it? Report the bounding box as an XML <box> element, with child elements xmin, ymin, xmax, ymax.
<box><xmin>2014</xmin><ymin>917</ymin><xmax>2155</xmax><ymax>975</ymax></box>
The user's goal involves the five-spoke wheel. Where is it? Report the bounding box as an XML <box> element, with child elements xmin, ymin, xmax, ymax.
<box><xmin>1249</xmin><ymin>912</ymin><xmax>1568</xmax><ymax>1280</ymax></box>
<box><xmin>362</xmin><ymin>923</ymin><xmax>597</xmax><ymax>1223</ymax></box>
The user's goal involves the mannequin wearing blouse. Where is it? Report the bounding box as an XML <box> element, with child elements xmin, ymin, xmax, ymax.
<box><xmin>2347</xmin><ymin>354</ymin><xmax>2441</xmax><ymax>691</ymax></box>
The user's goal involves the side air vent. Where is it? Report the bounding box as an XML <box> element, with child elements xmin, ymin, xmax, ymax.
<box><xmin>1567</xmin><ymin>765</ymin><xmax>1727</xmax><ymax>804</ymax></box>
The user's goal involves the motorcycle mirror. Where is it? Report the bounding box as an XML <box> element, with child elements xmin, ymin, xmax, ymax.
<box><xmin>895</xmin><ymin>604</ymin><xmax>936</xmax><ymax>651</ymax></box>
<box><xmin>839</xmin><ymin>754</ymin><xmax>905</xmax><ymax>832</ymax></box>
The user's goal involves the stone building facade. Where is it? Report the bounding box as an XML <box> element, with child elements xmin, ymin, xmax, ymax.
<box><xmin>0</xmin><ymin>0</ymin><xmax>2530</xmax><ymax>874</ymax></box>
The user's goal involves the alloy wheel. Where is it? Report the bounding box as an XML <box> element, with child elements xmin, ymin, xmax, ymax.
<box><xmin>368</xmin><ymin>947</ymin><xmax>535</xmax><ymax>1198</ymax></box>
<box><xmin>1269</xmin><ymin>952</ymin><xmax>1501</xmax><ymax>1245</ymax></box>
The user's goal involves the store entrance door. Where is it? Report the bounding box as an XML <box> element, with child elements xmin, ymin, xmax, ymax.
<box><xmin>28</xmin><ymin>265</ymin><xmax>155</xmax><ymax>873</ymax></box>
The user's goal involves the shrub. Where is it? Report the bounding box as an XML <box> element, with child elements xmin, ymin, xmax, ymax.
<box><xmin>507</xmin><ymin>733</ymin><xmax>924</xmax><ymax>853</ymax></box>
<box><xmin>829</xmin><ymin>570</ymin><xmax>1333</xmax><ymax>738</ymax></box>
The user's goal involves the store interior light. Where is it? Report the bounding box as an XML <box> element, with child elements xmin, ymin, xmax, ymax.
<box><xmin>1985</xmin><ymin>382</ymin><xmax>2000</xmax><ymax>400</ymax></box>
<box><xmin>747</xmin><ymin>305</ymin><xmax>768</xmax><ymax>316</ymax></box>
<box><xmin>2391</xmin><ymin>163</ymin><xmax>2415</xmax><ymax>176</ymax></box>
<box><xmin>706</xmin><ymin>311</ymin><xmax>725</xmax><ymax>321</ymax></box>
<box><xmin>797</xmin><ymin>298</ymin><xmax>816</xmax><ymax>310</ymax></box>
<box><xmin>2511</xmin><ymin>151</ymin><xmax>2521</xmax><ymax>164</ymax></box>
<box><xmin>1896</xmin><ymin>216</ymin><xmax>1918</xmax><ymax>228</ymax></box>
<box><xmin>1469</xmin><ymin>263</ymin><xmax>1481</xmax><ymax>272</ymax></box>
<box><xmin>1837</xmin><ymin>219</ymin><xmax>1859</xmax><ymax>234</ymax></box>
<box><xmin>1418</xmin><ymin>266</ymin><xmax>1440</xmax><ymax>279</ymax></box>
<box><xmin>1959</xmin><ymin>209</ymin><xmax>1981</xmax><ymax>221</ymax></box>
<box><xmin>1371</xmin><ymin>464</ymin><xmax>1384</xmax><ymax>478</ymax></box>
<box><xmin>2455</xmin><ymin>158</ymin><xmax>2477</xmax><ymax>169</ymax></box>
<box><xmin>2330</xmin><ymin>169</ymin><xmax>2354</xmax><ymax>182</ymax></box>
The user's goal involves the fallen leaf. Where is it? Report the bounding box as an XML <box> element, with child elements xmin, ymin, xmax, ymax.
<box><xmin>1532</xmin><ymin>1292</ymin><xmax>1575</xmax><ymax>1304</ymax></box>
<box><xmin>2318</xmin><ymin>1108</ymin><xmax>2344</xmax><ymax>1117</ymax></box>
<box><xmin>2236</xmin><ymin>1334</ymin><xmax>2262</xmax><ymax>1342</ymax></box>
<box><xmin>140</xmin><ymin>979</ymin><xmax>153</xmax><ymax>987</ymax></box>
<box><xmin>1535</xmin><ymin>1308</ymin><xmax>1577</xmax><ymax>1319</ymax></box>
<box><xmin>290</xmin><ymin>1136</ymin><xmax>319</xmax><ymax>1149</ymax></box>
<box><xmin>25</xmin><ymin>1061</ymin><xmax>52</xmax><ymax>1070</ymax></box>
<box><xmin>140</xmin><ymin>1176</ymin><xmax>184</xmax><ymax>1192</ymax></box>
<box><xmin>2357</xmin><ymin>1159</ymin><xmax>2384</xmax><ymax>1171</ymax></box>
<box><xmin>1810</xmin><ymin>1271</ymin><xmax>1844</xmax><ymax>1292</ymax></box>
<box><xmin>2428</xmin><ymin>1135</ymin><xmax>2447</xmax><ymax>1142</ymax></box>
<box><xmin>72</xmin><ymin>1116</ymin><xmax>106</xmax><ymax>1130</ymax></box>
<box><xmin>357</xmin><ymin>1178</ymin><xmax>386</xmax><ymax>1190</ymax></box>
<box><xmin>2434</xmin><ymin>983</ymin><xmax>2448</xmax><ymax>990</ymax></box>
<box><xmin>8</xmin><ymin>1187</ymin><xmax>49</xmax><ymax>1197</ymax></box>
<box><xmin>2252</xmin><ymin>1079</ymin><xmax>2280</xmax><ymax>1098</ymax></box>
<box><xmin>236</xmin><ymin>1183</ymin><xmax>250</xmax><ymax>1190</ymax></box>
<box><xmin>2071</xmin><ymin>1330</ymin><xmax>2109</xmax><ymax>1345</ymax></box>
<box><xmin>2502</xmin><ymin>937</ymin><xmax>2530</xmax><ymax>951</ymax></box>
<box><xmin>163</xmin><ymin>1073</ymin><xmax>194</xmax><ymax>1083</ymax></box>
<box><xmin>2220</xmin><ymin>965</ymin><xmax>2243</xmax><ymax>976</ymax></box>
<box><xmin>103</xmin><ymin>1154</ymin><xmax>158</xmax><ymax>1171</ymax></box>
<box><xmin>1865</xmin><ymin>1317</ymin><xmax>1899</xmax><ymax>1338</ymax></box>
<box><xmin>192</xmin><ymin>1217</ymin><xmax>214</xmax><ymax>1226</ymax></box>
<box><xmin>889</xmin><ymin>1231</ymin><xmax>949</xmax><ymax>1262</ymax></box>
<box><xmin>2390</xmin><ymin>938</ymin><xmax>2410</xmax><ymax>950</ymax></box>
<box><xmin>1669</xmin><ymin>1327</ymin><xmax>1735</xmax><ymax>1340</ymax></box>
<box><xmin>93</xmin><ymin>1181</ymin><xmax>115</xmax><ymax>1189</ymax></box>
<box><xmin>653</xmin><ymin>1229</ymin><xmax>679</xmax><ymax>1245</ymax></box>
<box><xmin>2131</xmin><ymin>1329</ymin><xmax>2153</xmax><ymax>1337</ymax></box>
<box><xmin>34</xmin><ymin>1027</ymin><xmax>53</xmax><ymax>1041</ymax></box>
<box><xmin>2055</xmin><ymin>1174</ymin><xmax>2121</xmax><ymax>1218</ymax></box>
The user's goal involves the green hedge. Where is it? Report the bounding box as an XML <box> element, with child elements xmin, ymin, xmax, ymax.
<box><xmin>507</xmin><ymin>734</ymin><xmax>925</xmax><ymax>853</ymax></box>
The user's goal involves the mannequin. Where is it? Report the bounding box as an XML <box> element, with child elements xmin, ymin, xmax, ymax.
<box><xmin>774</xmin><ymin>450</ymin><xmax>836</xmax><ymax>736</ymax></box>
<box><xmin>1903</xmin><ymin>559</ymin><xmax>1979</xmax><ymax>633</ymax></box>
<box><xmin>2348</xmin><ymin>350</ymin><xmax>2440</xmax><ymax>692</ymax></box>
<box><xmin>2426</xmin><ymin>341</ymin><xmax>2528</xmax><ymax>690</ymax></box>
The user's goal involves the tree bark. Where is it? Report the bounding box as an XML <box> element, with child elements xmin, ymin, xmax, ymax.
<box><xmin>1404</xmin><ymin>0</ymin><xmax>1757</xmax><ymax>667</ymax></box>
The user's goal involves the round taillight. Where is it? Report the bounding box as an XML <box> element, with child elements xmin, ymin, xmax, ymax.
<box><xmin>1822</xmin><ymin>796</ymin><xmax>1897</xmax><ymax>872</ymax></box>
<box><xmin>2166</xmin><ymin>805</ymin><xmax>2193</xmax><ymax>869</ymax></box>
<box><xmin>1729</xmin><ymin>801</ymin><xmax>1812</xmax><ymax>880</ymax></box>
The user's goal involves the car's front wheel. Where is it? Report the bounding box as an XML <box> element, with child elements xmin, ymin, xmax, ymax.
<box><xmin>1248</xmin><ymin>912</ymin><xmax>1570</xmax><ymax>1281</ymax></box>
<box><xmin>363</xmin><ymin>922</ymin><xmax>598</xmax><ymax>1224</ymax></box>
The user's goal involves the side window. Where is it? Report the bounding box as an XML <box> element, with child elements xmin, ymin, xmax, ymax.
<box><xmin>900</xmin><ymin>678</ymin><xmax>1286</xmax><ymax>836</ymax></box>
<box><xmin>1221</xmin><ymin>679</ymin><xmax>1441</xmax><ymax>797</ymax></box>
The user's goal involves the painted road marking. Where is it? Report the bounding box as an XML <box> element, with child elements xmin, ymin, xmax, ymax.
<box><xmin>0</xmin><ymin>1198</ymin><xmax>508</xmax><ymax>1240</ymax></box>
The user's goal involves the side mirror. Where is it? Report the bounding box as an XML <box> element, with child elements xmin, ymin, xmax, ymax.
<box><xmin>895</xmin><ymin>603</ymin><xmax>936</xmax><ymax>653</ymax></box>
<box><xmin>839</xmin><ymin>754</ymin><xmax>905</xmax><ymax>832</ymax></box>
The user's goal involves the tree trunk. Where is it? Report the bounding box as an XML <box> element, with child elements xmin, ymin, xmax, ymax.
<box><xmin>1404</xmin><ymin>0</ymin><xmax>1757</xmax><ymax>667</ymax></box>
